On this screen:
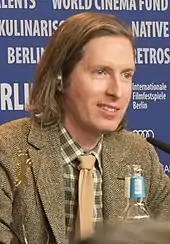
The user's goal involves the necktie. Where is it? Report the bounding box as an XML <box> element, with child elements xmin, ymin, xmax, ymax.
<box><xmin>75</xmin><ymin>154</ymin><xmax>96</xmax><ymax>240</ymax></box>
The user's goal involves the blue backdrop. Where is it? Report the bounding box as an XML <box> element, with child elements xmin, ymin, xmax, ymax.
<box><xmin>0</xmin><ymin>0</ymin><xmax>170</xmax><ymax>175</ymax></box>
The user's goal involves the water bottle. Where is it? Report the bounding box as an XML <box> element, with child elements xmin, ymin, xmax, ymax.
<box><xmin>120</xmin><ymin>164</ymin><xmax>150</xmax><ymax>221</ymax></box>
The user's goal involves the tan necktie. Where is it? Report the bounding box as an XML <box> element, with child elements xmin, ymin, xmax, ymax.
<box><xmin>75</xmin><ymin>154</ymin><xmax>96</xmax><ymax>240</ymax></box>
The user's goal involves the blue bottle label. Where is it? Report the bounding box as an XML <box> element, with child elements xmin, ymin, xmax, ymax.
<box><xmin>130</xmin><ymin>176</ymin><xmax>146</xmax><ymax>198</ymax></box>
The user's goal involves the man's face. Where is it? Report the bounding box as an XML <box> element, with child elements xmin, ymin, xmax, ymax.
<box><xmin>63</xmin><ymin>35</ymin><xmax>135</xmax><ymax>136</ymax></box>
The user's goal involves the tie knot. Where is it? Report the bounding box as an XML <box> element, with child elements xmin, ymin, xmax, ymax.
<box><xmin>78</xmin><ymin>154</ymin><xmax>96</xmax><ymax>170</ymax></box>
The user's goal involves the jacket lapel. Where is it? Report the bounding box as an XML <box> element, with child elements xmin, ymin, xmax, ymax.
<box><xmin>102</xmin><ymin>131</ymin><xmax>130</xmax><ymax>224</ymax></box>
<box><xmin>28</xmin><ymin>122</ymin><xmax>65</xmax><ymax>243</ymax></box>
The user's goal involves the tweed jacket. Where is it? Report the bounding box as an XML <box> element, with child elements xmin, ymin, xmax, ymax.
<box><xmin>0</xmin><ymin>118</ymin><xmax>170</xmax><ymax>244</ymax></box>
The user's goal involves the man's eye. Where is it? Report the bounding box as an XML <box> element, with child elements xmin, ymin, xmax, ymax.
<box><xmin>123</xmin><ymin>72</ymin><xmax>133</xmax><ymax>79</ymax></box>
<box><xmin>94</xmin><ymin>69</ymin><xmax>107</xmax><ymax>75</ymax></box>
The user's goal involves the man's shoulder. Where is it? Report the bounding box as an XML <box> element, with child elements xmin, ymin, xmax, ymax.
<box><xmin>0</xmin><ymin>117</ymin><xmax>31</xmax><ymax>143</ymax></box>
<box><xmin>108</xmin><ymin>129</ymin><xmax>149</xmax><ymax>149</ymax></box>
<box><xmin>121</xmin><ymin>129</ymin><xmax>148</xmax><ymax>146</ymax></box>
<box><xmin>104</xmin><ymin>129</ymin><xmax>156</xmax><ymax>160</ymax></box>
<box><xmin>104</xmin><ymin>129</ymin><xmax>159</xmax><ymax>171</ymax></box>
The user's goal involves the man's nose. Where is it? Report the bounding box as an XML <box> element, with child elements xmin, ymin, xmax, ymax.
<box><xmin>106</xmin><ymin>76</ymin><xmax>123</xmax><ymax>99</ymax></box>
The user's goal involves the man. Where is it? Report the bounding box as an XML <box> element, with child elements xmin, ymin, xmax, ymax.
<box><xmin>0</xmin><ymin>12</ymin><xmax>170</xmax><ymax>244</ymax></box>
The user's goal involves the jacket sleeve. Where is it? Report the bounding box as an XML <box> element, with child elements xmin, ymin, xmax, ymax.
<box><xmin>0</xmin><ymin>151</ymin><xmax>14</xmax><ymax>243</ymax></box>
<box><xmin>146</xmin><ymin>142</ymin><xmax>170</xmax><ymax>220</ymax></box>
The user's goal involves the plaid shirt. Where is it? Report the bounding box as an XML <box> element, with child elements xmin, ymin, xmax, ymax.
<box><xmin>59</xmin><ymin>124</ymin><xmax>103</xmax><ymax>240</ymax></box>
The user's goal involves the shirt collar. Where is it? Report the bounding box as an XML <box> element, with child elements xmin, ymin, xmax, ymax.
<box><xmin>59</xmin><ymin>123</ymin><xmax>103</xmax><ymax>173</ymax></box>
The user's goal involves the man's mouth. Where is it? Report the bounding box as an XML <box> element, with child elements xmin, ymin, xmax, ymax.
<box><xmin>97</xmin><ymin>104</ymin><xmax>120</xmax><ymax>112</ymax></box>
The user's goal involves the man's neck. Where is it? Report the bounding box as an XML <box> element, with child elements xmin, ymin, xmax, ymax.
<box><xmin>63</xmin><ymin>122</ymin><xmax>101</xmax><ymax>152</ymax></box>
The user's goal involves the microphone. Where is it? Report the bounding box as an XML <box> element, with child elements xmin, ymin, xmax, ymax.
<box><xmin>146</xmin><ymin>137</ymin><xmax>170</xmax><ymax>154</ymax></box>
